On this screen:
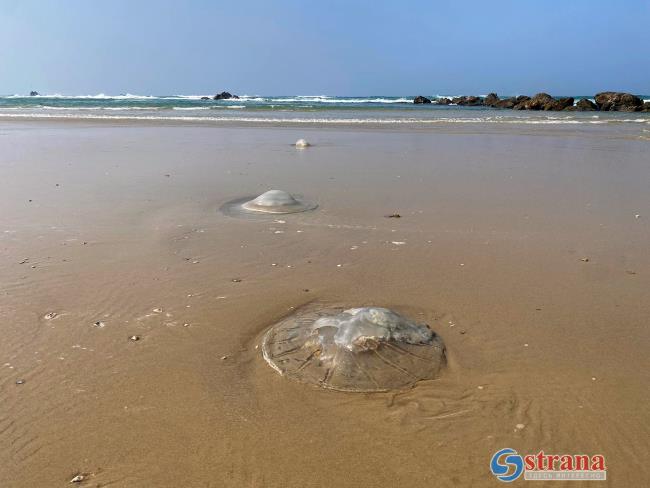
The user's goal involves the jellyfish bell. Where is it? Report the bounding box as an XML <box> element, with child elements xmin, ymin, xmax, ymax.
<box><xmin>262</xmin><ymin>306</ymin><xmax>446</xmax><ymax>392</ymax></box>
<box><xmin>295</xmin><ymin>138</ymin><xmax>310</xmax><ymax>148</ymax></box>
<box><xmin>242</xmin><ymin>190</ymin><xmax>304</xmax><ymax>213</ymax></box>
<box><xmin>220</xmin><ymin>190</ymin><xmax>317</xmax><ymax>217</ymax></box>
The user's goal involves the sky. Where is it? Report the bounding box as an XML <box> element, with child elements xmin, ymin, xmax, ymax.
<box><xmin>0</xmin><ymin>0</ymin><xmax>648</xmax><ymax>96</ymax></box>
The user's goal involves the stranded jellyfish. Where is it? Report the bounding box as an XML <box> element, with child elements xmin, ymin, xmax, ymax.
<box><xmin>295</xmin><ymin>138</ymin><xmax>310</xmax><ymax>148</ymax></box>
<box><xmin>220</xmin><ymin>190</ymin><xmax>317</xmax><ymax>217</ymax></box>
<box><xmin>262</xmin><ymin>306</ymin><xmax>446</xmax><ymax>392</ymax></box>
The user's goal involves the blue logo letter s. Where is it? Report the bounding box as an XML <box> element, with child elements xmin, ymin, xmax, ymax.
<box><xmin>490</xmin><ymin>448</ymin><xmax>524</xmax><ymax>482</ymax></box>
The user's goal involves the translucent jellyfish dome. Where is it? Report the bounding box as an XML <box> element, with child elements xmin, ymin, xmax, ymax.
<box><xmin>295</xmin><ymin>138</ymin><xmax>310</xmax><ymax>148</ymax></box>
<box><xmin>220</xmin><ymin>190</ymin><xmax>317</xmax><ymax>217</ymax></box>
<box><xmin>262</xmin><ymin>307</ymin><xmax>446</xmax><ymax>392</ymax></box>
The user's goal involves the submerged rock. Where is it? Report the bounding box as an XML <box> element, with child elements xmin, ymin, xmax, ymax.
<box><xmin>262</xmin><ymin>306</ymin><xmax>446</xmax><ymax>392</ymax></box>
<box><xmin>295</xmin><ymin>138</ymin><xmax>310</xmax><ymax>147</ymax></box>
<box><xmin>594</xmin><ymin>92</ymin><xmax>643</xmax><ymax>111</ymax></box>
<box><xmin>436</xmin><ymin>97</ymin><xmax>452</xmax><ymax>105</ymax></box>
<box><xmin>413</xmin><ymin>95</ymin><xmax>432</xmax><ymax>104</ymax></box>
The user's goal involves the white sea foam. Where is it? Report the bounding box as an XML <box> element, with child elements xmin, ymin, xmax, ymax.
<box><xmin>37</xmin><ymin>105</ymin><xmax>160</xmax><ymax>111</ymax></box>
<box><xmin>2</xmin><ymin>93</ymin><xmax>160</xmax><ymax>99</ymax></box>
<box><xmin>171</xmin><ymin>105</ymin><xmax>244</xmax><ymax>110</ymax></box>
<box><xmin>3</xmin><ymin>105</ymin><xmax>250</xmax><ymax>112</ymax></box>
<box><xmin>228</xmin><ymin>95</ymin><xmax>412</xmax><ymax>104</ymax></box>
<box><xmin>268</xmin><ymin>96</ymin><xmax>412</xmax><ymax>103</ymax></box>
<box><xmin>1</xmin><ymin>112</ymin><xmax>648</xmax><ymax>125</ymax></box>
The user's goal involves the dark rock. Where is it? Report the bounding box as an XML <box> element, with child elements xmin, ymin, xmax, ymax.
<box><xmin>512</xmin><ymin>96</ymin><xmax>532</xmax><ymax>110</ymax></box>
<box><xmin>29</xmin><ymin>91</ymin><xmax>39</xmax><ymax>96</ymax></box>
<box><xmin>543</xmin><ymin>97</ymin><xmax>574</xmax><ymax>111</ymax></box>
<box><xmin>435</xmin><ymin>97</ymin><xmax>451</xmax><ymax>105</ymax></box>
<box><xmin>484</xmin><ymin>93</ymin><xmax>500</xmax><ymax>107</ymax></box>
<box><xmin>594</xmin><ymin>92</ymin><xmax>643</xmax><ymax>111</ymax></box>
<box><xmin>213</xmin><ymin>91</ymin><xmax>239</xmax><ymax>100</ymax></box>
<box><xmin>643</xmin><ymin>101</ymin><xmax>650</xmax><ymax>112</ymax></box>
<box><xmin>413</xmin><ymin>95</ymin><xmax>432</xmax><ymax>104</ymax></box>
<box><xmin>452</xmin><ymin>95</ymin><xmax>483</xmax><ymax>106</ymax></box>
<box><xmin>574</xmin><ymin>98</ymin><xmax>598</xmax><ymax>111</ymax></box>
<box><xmin>200</xmin><ymin>96</ymin><xmax>210</xmax><ymax>100</ymax></box>
<box><xmin>495</xmin><ymin>97</ymin><xmax>518</xmax><ymax>109</ymax></box>
<box><xmin>525</xmin><ymin>93</ymin><xmax>554</xmax><ymax>110</ymax></box>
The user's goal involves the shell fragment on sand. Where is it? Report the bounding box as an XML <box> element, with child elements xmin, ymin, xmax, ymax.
<box><xmin>262</xmin><ymin>306</ymin><xmax>446</xmax><ymax>392</ymax></box>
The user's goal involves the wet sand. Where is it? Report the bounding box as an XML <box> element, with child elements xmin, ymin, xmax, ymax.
<box><xmin>1</xmin><ymin>120</ymin><xmax>649</xmax><ymax>487</ymax></box>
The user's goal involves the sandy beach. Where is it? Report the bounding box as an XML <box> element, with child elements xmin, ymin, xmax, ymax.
<box><xmin>1</xmin><ymin>120</ymin><xmax>649</xmax><ymax>487</ymax></box>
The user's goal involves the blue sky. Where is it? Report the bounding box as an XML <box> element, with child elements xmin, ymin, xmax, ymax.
<box><xmin>1</xmin><ymin>0</ymin><xmax>648</xmax><ymax>95</ymax></box>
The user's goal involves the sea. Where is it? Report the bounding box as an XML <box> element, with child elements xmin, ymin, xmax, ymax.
<box><xmin>1</xmin><ymin>93</ymin><xmax>649</xmax><ymax>126</ymax></box>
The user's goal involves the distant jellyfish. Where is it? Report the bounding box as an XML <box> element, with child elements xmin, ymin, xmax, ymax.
<box><xmin>220</xmin><ymin>190</ymin><xmax>317</xmax><ymax>217</ymax></box>
<box><xmin>295</xmin><ymin>138</ymin><xmax>310</xmax><ymax>148</ymax></box>
<box><xmin>262</xmin><ymin>306</ymin><xmax>446</xmax><ymax>392</ymax></box>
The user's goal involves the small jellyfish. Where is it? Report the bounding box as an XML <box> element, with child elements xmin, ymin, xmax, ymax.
<box><xmin>220</xmin><ymin>190</ymin><xmax>317</xmax><ymax>218</ymax></box>
<box><xmin>262</xmin><ymin>306</ymin><xmax>446</xmax><ymax>392</ymax></box>
<box><xmin>295</xmin><ymin>139</ymin><xmax>310</xmax><ymax>148</ymax></box>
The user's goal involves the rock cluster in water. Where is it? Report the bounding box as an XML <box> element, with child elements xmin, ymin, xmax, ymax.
<box><xmin>413</xmin><ymin>91</ymin><xmax>649</xmax><ymax>112</ymax></box>
<box><xmin>213</xmin><ymin>91</ymin><xmax>239</xmax><ymax>100</ymax></box>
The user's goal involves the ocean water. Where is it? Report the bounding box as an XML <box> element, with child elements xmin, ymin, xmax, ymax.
<box><xmin>1</xmin><ymin>94</ymin><xmax>649</xmax><ymax>126</ymax></box>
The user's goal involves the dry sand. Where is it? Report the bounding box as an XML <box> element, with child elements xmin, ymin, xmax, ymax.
<box><xmin>1</xmin><ymin>120</ymin><xmax>649</xmax><ymax>487</ymax></box>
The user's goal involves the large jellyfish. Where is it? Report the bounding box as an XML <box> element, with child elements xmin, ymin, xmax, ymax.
<box><xmin>220</xmin><ymin>190</ymin><xmax>317</xmax><ymax>217</ymax></box>
<box><xmin>262</xmin><ymin>306</ymin><xmax>446</xmax><ymax>392</ymax></box>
